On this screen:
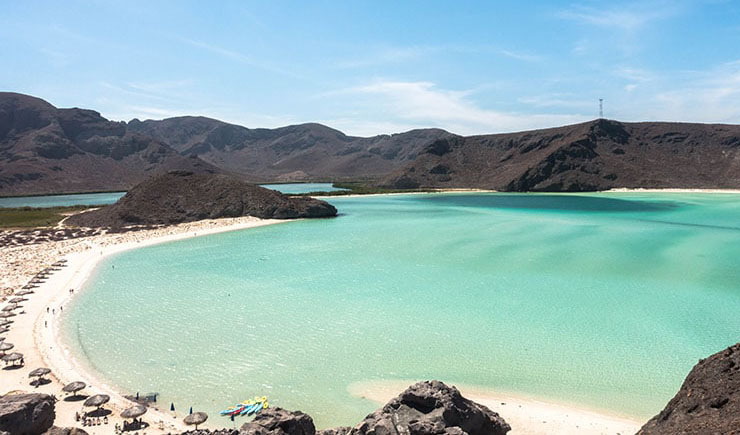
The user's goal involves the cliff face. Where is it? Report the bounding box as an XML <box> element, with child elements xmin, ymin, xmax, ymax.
<box><xmin>0</xmin><ymin>92</ymin><xmax>219</xmax><ymax>196</ymax></box>
<box><xmin>65</xmin><ymin>171</ymin><xmax>337</xmax><ymax>227</ymax></box>
<box><xmin>380</xmin><ymin>119</ymin><xmax>740</xmax><ymax>191</ymax></box>
<box><xmin>128</xmin><ymin>117</ymin><xmax>453</xmax><ymax>182</ymax></box>
<box><xmin>637</xmin><ymin>343</ymin><xmax>740</xmax><ymax>435</ymax></box>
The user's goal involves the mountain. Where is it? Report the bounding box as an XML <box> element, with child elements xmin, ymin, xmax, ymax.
<box><xmin>0</xmin><ymin>92</ymin><xmax>220</xmax><ymax>196</ymax></box>
<box><xmin>66</xmin><ymin>170</ymin><xmax>337</xmax><ymax>228</ymax></box>
<box><xmin>3</xmin><ymin>92</ymin><xmax>740</xmax><ymax>196</ymax></box>
<box><xmin>128</xmin><ymin>117</ymin><xmax>453</xmax><ymax>182</ymax></box>
<box><xmin>379</xmin><ymin>119</ymin><xmax>740</xmax><ymax>191</ymax></box>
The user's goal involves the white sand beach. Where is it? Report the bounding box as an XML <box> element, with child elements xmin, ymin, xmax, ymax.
<box><xmin>1</xmin><ymin>216</ymin><xmax>283</xmax><ymax>433</ymax></box>
<box><xmin>348</xmin><ymin>380</ymin><xmax>643</xmax><ymax>435</ymax></box>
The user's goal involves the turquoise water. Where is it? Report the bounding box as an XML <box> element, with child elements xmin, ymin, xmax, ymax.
<box><xmin>0</xmin><ymin>192</ymin><xmax>125</xmax><ymax>208</ymax></box>
<box><xmin>62</xmin><ymin>192</ymin><xmax>740</xmax><ymax>428</ymax></box>
<box><xmin>260</xmin><ymin>183</ymin><xmax>348</xmax><ymax>194</ymax></box>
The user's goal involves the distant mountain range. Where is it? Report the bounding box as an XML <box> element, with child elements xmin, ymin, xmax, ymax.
<box><xmin>2</xmin><ymin>91</ymin><xmax>739</xmax><ymax>195</ymax></box>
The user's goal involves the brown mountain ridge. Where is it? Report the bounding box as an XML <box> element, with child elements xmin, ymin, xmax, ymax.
<box><xmin>0</xmin><ymin>92</ymin><xmax>221</xmax><ymax>196</ymax></box>
<box><xmin>381</xmin><ymin>119</ymin><xmax>740</xmax><ymax>191</ymax></box>
<box><xmin>2</xmin><ymin>92</ymin><xmax>740</xmax><ymax>196</ymax></box>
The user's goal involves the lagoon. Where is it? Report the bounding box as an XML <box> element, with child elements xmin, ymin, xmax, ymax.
<box><xmin>62</xmin><ymin>192</ymin><xmax>740</xmax><ymax>428</ymax></box>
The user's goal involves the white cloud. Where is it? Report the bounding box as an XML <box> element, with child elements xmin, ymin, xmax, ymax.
<box><xmin>325</xmin><ymin>80</ymin><xmax>588</xmax><ymax>136</ymax></box>
<box><xmin>178</xmin><ymin>37</ymin><xmax>301</xmax><ymax>78</ymax></box>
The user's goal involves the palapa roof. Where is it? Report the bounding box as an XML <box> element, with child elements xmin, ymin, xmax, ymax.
<box><xmin>84</xmin><ymin>394</ymin><xmax>110</xmax><ymax>407</ymax></box>
<box><xmin>1</xmin><ymin>352</ymin><xmax>22</xmax><ymax>361</ymax></box>
<box><xmin>120</xmin><ymin>404</ymin><xmax>147</xmax><ymax>418</ymax></box>
<box><xmin>183</xmin><ymin>411</ymin><xmax>208</xmax><ymax>425</ymax></box>
<box><xmin>0</xmin><ymin>342</ymin><xmax>14</xmax><ymax>351</ymax></box>
<box><xmin>28</xmin><ymin>367</ymin><xmax>51</xmax><ymax>377</ymax></box>
<box><xmin>62</xmin><ymin>381</ymin><xmax>86</xmax><ymax>392</ymax></box>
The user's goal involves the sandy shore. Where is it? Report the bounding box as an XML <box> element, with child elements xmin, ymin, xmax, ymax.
<box><xmin>1</xmin><ymin>216</ymin><xmax>283</xmax><ymax>433</ymax></box>
<box><xmin>606</xmin><ymin>188</ymin><xmax>740</xmax><ymax>194</ymax></box>
<box><xmin>2</xmin><ymin>208</ymin><xmax>648</xmax><ymax>434</ymax></box>
<box><xmin>348</xmin><ymin>380</ymin><xmax>643</xmax><ymax>435</ymax></box>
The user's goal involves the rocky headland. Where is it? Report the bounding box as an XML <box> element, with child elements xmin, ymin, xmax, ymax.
<box><xmin>65</xmin><ymin>171</ymin><xmax>337</xmax><ymax>228</ymax></box>
<box><xmin>637</xmin><ymin>342</ymin><xmax>739</xmax><ymax>434</ymax></box>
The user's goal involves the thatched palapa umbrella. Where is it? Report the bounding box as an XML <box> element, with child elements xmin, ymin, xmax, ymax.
<box><xmin>183</xmin><ymin>411</ymin><xmax>208</xmax><ymax>429</ymax></box>
<box><xmin>0</xmin><ymin>342</ymin><xmax>13</xmax><ymax>353</ymax></box>
<box><xmin>29</xmin><ymin>367</ymin><xmax>51</xmax><ymax>386</ymax></box>
<box><xmin>1</xmin><ymin>304</ymin><xmax>18</xmax><ymax>311</ymax></box>
<box><xmin>120</xmin><ymin>403</ymin><xmax>147</xmax><ymax>423</ymax></box>
<box><xmin>0</xmin><ymin>326</ymin><xmax>9</xmax><ymax>334</ymax></box>
<box><xmin>84</xmin><ymin>394</ymin><xmax>110</xmax><ymax>408</ymax></box>
<box><xmin>9</xmin><ymin>297</ymin><xmax>25</xmax><ymax>303</ymax></box>
<box><xmin>62</xmin><ymin>381</ymin><xmax>86</xmax><ymax>398</ymax></box>
<box><xmin>84</xmin><ymin>394</ymin><xmax>110</xmax><ymax>416</ymax></box>
<box><xmin>0</xmin><ymin>311</ymin><xmax>17</xmax><ymax>318</ymax></box>
<box><xmin>1</xmin><ymin>352</ymin><xmax>23</xmax><ymax>365</ymax></box>
<box><xmin>17</xmin><ymin>289</ymin><xmax>33</xmax><ymax>295</ymax></box>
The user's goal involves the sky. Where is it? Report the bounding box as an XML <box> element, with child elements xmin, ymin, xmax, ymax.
<box><xmin>2</xmin><ymin>0</ymin><xmax>740</xmax><ymax>136</ymax></box>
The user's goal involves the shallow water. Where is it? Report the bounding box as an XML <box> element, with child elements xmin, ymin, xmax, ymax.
<box><xmin>63</xmin><ymin>192</ymin><xmax>740</xmax><ymax>428</ymax></box>
<box><xmin>260</xmin><ymin>183</ymin><xmax>347</xmax><ymax>194</ymax></box>
<box><xmin>0</xmin><ymin>192</ymin><xmax>125</xmax><ymax>208</ymax></box>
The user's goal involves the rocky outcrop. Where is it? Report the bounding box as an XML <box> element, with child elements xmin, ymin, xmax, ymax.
<box><xmin>65</xmin><ymin>171</ymin><xmax>337</xmax><ymax>228</ymax></box>
<box><xmin>239</xmin><ymin>408</ymin><xmax>316</xmax><ymax>435</ymax></box>
<box><xmin>637</xmin><ymin>342</ymin><xmax>740</xmax><ymax>434</ymax></box>
<box><xmin>43</xmin><ymin>427</ymin><xmax>89</xmax><ymax>435</ymax></box>
<box><xmin>178</xmin><ymin>381</ymin><xmax>509</xmax><ymax>435</ymax></box>
<box><xmin>381</xmin><ymin>119</ymin><xmax>740</xmax><ymax>191</ymax></box>
<box><xmin>353</xmin><ymin>381</ymin><xmax>510</xmax><ymax>435</ymax></box>
<box><xmin>0</xmin><ymin>393</ymin><xmax>55</xmax><ymax>435</ymax></box>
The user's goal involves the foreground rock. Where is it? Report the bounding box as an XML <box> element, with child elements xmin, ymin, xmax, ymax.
<box><xmin>43</xmin><ymin>427</ymin><xmax>89</xmax><ymax>435</ymax></box>
<box><xmin>240</xmin><ymin>408</ymin><xmax>316</xmax><ymax>435</ymax></box>
<box><xmin>66</xmin><ymin>171</ymin><xmax>337</xmax><ymax>228</ymax></box>
<box><xmin>637</xmin><ymin>342</ymin><xmax>740</xmax><ymax>434</ymax></box>
<box><xmin>180</xmin><ymin>381</ymin><xmax>508</xmax><ymax>435</ymax></box>
<box><xmin>0</xmin><ymin>393</ymin><xmax>55</xmax><ymax>435</ymax></box>
<box><xmin>354</xmin><ymin>381</ymin><xmax>510</xmax><ymax>435</ymax></box>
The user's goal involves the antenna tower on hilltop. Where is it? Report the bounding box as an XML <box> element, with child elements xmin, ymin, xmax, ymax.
<box><xmin>599</xmin><ymin>98</ymin><xmax>604</xmax><ymax>119</ymax></box>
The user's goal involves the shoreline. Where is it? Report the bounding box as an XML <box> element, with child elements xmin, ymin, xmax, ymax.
<box><xmin>3</xmin><ymin>208</ymin><xmax>650</xmax><ymax>434</ymax></box>
<box><xmin>348</xmin><ymin>380</ymin><xmax>644</xmax><ymax>435</ymax></box>
<box><xmin>2</xmin><ymin>216</ymin><xmax>285</xmax><ymax>433</ymax></box>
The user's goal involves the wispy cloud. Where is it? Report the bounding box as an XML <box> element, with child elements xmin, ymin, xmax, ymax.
<box><xmin>558</xmin><ymin>1</ymin><xmax>681</xmax><ymax>32</ymax></box>
<box><xmin>324</xmin><ymin>80</ymin><xmax>587</xmax><ymax>135</ymax></box>
<box><xmin>178</xmin><ymin>37</ymin><xmax>301</xmax><ymax>78</ymax></box>
<box><xmin>335</xmin><ymin>44</ymin><xmax>543</xmax><ymax>69</ymax></box>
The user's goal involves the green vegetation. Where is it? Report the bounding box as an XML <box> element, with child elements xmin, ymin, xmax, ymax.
<box><xmin>0</xmin><ymin>205</ymin><xmax>94</xmax><ymax>228</ymax></box>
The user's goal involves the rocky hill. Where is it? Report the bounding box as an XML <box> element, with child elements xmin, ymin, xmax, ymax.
<box><xmin>66</xmin><ymin>171</ymin><xmax>337</xmax><ymax>227</ymax></box>
<box><xmin>4</xmin><ymin>92</ymin><xmax>740</xmax><ymax>195</ymax></box>
<box><xmin>637</xmin><ymin>342</ymin><xmax>739</xmax><ymax>434</ymax></box>
<box><xmin>380</xmin><ymin>119</ymin><xmax>740</xmax><ymax>191</ymax></box>
<box><xmin>128</xmin><ymin>117</ymin><xmax>453</xmax><ymax>182</ymax></box>
<box><xmin>0</xmin><ymin>92</ymin><xmax>220</xmax><ymax>196</ymax></box>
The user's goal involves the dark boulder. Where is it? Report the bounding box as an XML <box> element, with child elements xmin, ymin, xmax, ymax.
<box><xmin>637</xmin><ymin>342</ymin><xmax>740</xmax><ymax>434</ymax></box>
<box><xmin>44</xmin><ymin>427</ymin><xmax>89</xmax><ymax>435</ymax></box>
<box><xmin>353</xmin><ymin>380</ymin><xmax>510</xmax><ymax>435</ymax></box>
<box><xmin>0</xmin><ymin>393</ymin><xmax>55</xmax><ymax>435</ymax></box>
<box><xmin>66</xmin><ymin>171</ymin><xmax>337</xmax><ymax>228</ymax></box>
<box><xmin>239</xmin><ymin>407</ymin><xmax>316</xmax><ymax>435</ymax></box>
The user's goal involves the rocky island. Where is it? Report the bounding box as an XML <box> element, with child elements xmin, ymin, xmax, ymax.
<box><xmin>65</xmin><ymin>171</ymin><xmax>337</xmax><ymax>228</ymax></box>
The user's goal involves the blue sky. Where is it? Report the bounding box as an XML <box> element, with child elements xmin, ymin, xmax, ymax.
<box><xmin>2</xmin><ymin>0</ymin><xmax>739</xmax><ymax>136</ymax></box>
